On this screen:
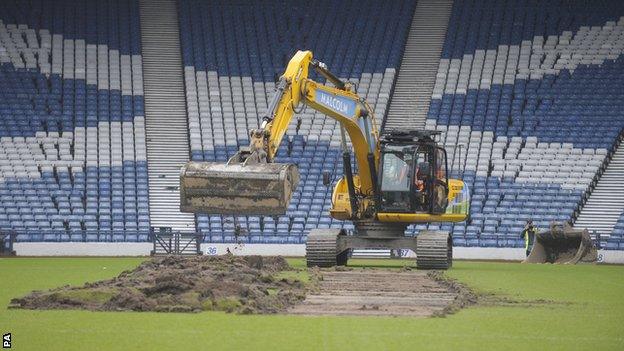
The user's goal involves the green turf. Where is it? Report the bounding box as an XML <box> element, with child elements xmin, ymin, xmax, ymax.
<box><xmin>0</xmin><ymin>257</ymin><xmax>622</xmax><ymax>351</ymax></box>
<box><xmin>273</xmin><ymin>269</ymin><xmax>310</xmax><ymax>284</ymax></box>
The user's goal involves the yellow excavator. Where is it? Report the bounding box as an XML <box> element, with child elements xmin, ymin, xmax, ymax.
<box><xmin>180</xmin><ymin>50</ymin><xmax>470</xmax><ymax>269</ymax></box>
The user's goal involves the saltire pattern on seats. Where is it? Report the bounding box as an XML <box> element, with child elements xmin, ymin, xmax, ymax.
<box><xmin>0</xmin><ymin>0</ymin><xmax>149</xmax><ymax>242</ymax></box>
<box><xmin>424</xmin><ymin>0</ymin><xmax>624</xmax><ymax>248</ymax></box>
<box><xmin>178</xmin><ymin>0</ymin><xmax>417</xmax><ymax>244</ymax></box>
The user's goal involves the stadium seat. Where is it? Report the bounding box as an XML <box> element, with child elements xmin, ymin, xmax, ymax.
<box><xmin>426</xmin><ymin>0</ymin><xmax>624</xmax><ymax>247</ymax></box>
<box><xmin>0</xmin><ymin>0</ymin><xmax>148</xmax><ymax>242</ymax></box>
<box><xmin>179</xmin><ymin>0</ymin><xmax>417</xmax><ymax>242</ymax></box>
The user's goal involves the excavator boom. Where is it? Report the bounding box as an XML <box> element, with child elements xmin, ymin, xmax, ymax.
<box><xmin>180</xmin><ymin>50</ymin><xmax>377</xmax><ymax>216</ymax></box>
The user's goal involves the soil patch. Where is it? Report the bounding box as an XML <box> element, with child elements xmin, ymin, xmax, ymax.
<box><xmin>426</xmin><ymin>270</ymin><xmax>478</xmax><ymax>316</ymax></box>
<box><xmin>288</xmin><ymin>267</ymin><xmax>474</xmax><ymax>317</ymax></box>
<box><xmin>9</xmin><ymin>255</ymin><xmax>308</xmax><ymax>314</ymax></box>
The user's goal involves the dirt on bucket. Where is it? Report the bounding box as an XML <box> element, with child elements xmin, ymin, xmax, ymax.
<box><xmin>9</xmin><ymin>255</ymin><xmax>309</xmax><ymax>314</ymax></box>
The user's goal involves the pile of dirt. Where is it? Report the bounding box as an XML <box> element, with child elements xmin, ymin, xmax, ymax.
<box><xmin>10</xmin><ymin>255</ymin><xmax>308</xmax><ymax>314</ymax></box>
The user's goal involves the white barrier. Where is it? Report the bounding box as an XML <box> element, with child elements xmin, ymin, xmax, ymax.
<box><xmin>12</xmin><ymin>243</ymin><xmax>624</xmax><ymax>264</ymax></box>
<box><xmin>14</xmin><ymin>242</ymin><xmax>153</xmax><ymax>256</ymax></box>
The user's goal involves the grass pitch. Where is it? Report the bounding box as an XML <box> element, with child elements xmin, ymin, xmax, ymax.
<box><xmin>0</xmin><ymin>257</ymin><xmax>622</xmax><ymax>351</ymax></box>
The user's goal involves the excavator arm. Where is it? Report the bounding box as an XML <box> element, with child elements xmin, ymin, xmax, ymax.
<box><xmin>180</xmin><ymin>50</ymin><xmax>379</xmax><ymax>215</ymax></box>
<box><xmin>180</xmin><ymin>50</ymin><xmax>468</xmax><ymax>225</ymax></box>
<box><xmin>262</xmin><ymin>51</ymin><xmax>379</xmax><ymax>190</ymax></box>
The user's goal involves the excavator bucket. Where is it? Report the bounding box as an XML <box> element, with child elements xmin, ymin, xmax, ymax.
<box><xmin>180</xmin><ymin>162</ymin><xmax>299</xmax><ymax>215</ymax></box>
<box><xmin>524</xmin><ymin>223</ymin><xmax>597</xmax><ymax>264</ymax></box>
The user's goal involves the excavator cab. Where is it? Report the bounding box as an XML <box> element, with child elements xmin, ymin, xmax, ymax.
<box><xmin>378</xmin><ymin>131</ymin><xmax>449</xmax><ymax>214</ymax></box>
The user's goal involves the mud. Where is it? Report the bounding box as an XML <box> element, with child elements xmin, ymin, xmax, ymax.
<box><xmin>10</xmin><ymin>256</ymin><xmax>478</xmax><ymax>317</ymax></box>
<box><xmin>10</xmin><ymin>255</ymin><xmax>308</xmax><ymax>314</ymax></box>
<box><xmin>288</xmin><ymin>267</ymin><xmax>475</xmax><ymax>317</ymax></box>
<box><xmin>426</xmin><ymin>271</ymin><xmax>478</xmax><ymax>316</ymax></box>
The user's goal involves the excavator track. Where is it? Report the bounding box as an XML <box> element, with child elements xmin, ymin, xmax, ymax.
<box><xmin>416</xmin><ymin>231</ymin><xmax>453</xmax><ymax>270</ymax></box>
<box><xmin>306</xmin><ymin>229</ymin><xmax>348</xmax><ymax>267</ymax></box>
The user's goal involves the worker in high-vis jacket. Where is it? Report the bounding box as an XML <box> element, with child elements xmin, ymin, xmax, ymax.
<box><xmin>520</xmin><ymin>220</ymin><xmax>537</xmax><ymax>257</ymax></box>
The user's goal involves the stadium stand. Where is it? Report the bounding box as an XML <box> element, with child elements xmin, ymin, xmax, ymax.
<box><xmin>425</xmin><ymin>0</ymin><xmax>624</xmax><ymax>248</ymax></box>
<box><xmin>608</xmin><ymin>213</ymin><xmax>624</xmax><ymax>250</ymax></box>
<box><xmin>177</xmin><ymin>0</ymin><xmax>417</xmax><ymax>244</ymax></box>
<box><xmin>0</xmin><ymin>0</ymin><xmax>150</xmax><ymax>242</ymax></box>
<box><xmin>574</xmin><ymin>137</ymin><xmax>624</xmax><ymax>237</ymax></box>
<box><xmin>1</xmin><ymin>0</ymin><xmax>622</xmax><ymax>251</ymax></box>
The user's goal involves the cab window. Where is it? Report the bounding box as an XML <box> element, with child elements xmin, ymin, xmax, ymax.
<box><xmin>380</xmin><ymin>153</ymin><xmax>411</xmax><ymax>192</ymax></box>
<box><xmin>435</xmin><ymin>148</ymin><xmax>447</xmax><ymax>183</ymax></box>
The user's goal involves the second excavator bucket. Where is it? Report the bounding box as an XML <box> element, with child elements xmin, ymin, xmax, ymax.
<box><xmin>180</xmin><ymin>161</ymin><xmax>300</xmax><ymax>216</ymax></box>
<box><xmin>524</xmin><ymin>222</ymin><xmax>597</xmax><ymax>264</ymax></box>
